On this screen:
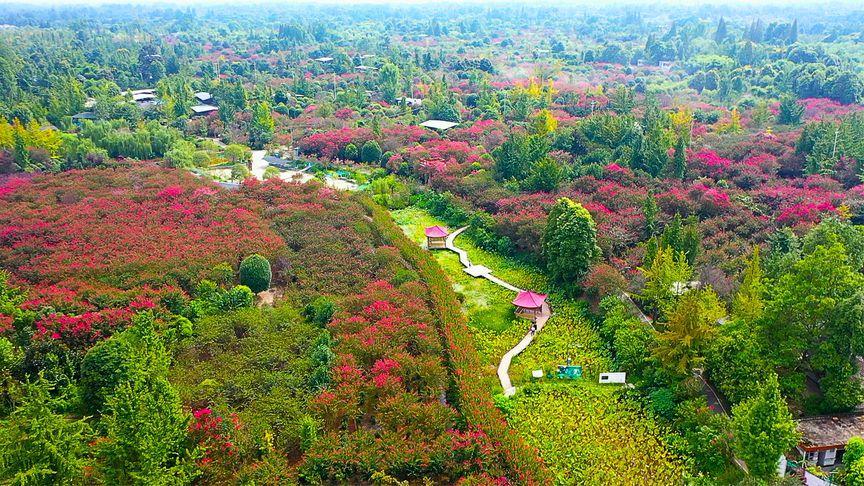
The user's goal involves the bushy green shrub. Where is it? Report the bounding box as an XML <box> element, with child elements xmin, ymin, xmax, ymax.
<box><xmin>239</xmin><ymin>254</ymin><xmax>272</xmax><ymax>293</ymax></box>
<box><xmin>220</xmin><ymin>285</ymin><xmax>255</xmax><ymax>311</ymax></box>
<box><xmin>303</xmin><ymin>297</ymin><xmax>335</xmax><ymax>326</ymax></box>
<box><xmin>360</xmin><ymin>140</ymin><xmax>382</xmax><ymax>163</ymax></box>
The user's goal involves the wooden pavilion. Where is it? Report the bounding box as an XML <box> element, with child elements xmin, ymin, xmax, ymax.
<box><xmin>512</xmin><ymin>290</ymin><xmax>547</xmax><ymax>320</ymax></box>
<box><xmin>425</xmin><ymin>226</ymin><xmax>449</xmax><ymax>249</ymax></box>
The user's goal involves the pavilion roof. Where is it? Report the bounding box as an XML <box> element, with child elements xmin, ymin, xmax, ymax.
<box><xmin>424</xmin><ymin>225</ymin><xmax>449</xmax><ymax>238</ymax></box>
<box><xmin>512</xmin><ymin>291</ymin><xmax>547</xmax><ymax>308</ymax></box>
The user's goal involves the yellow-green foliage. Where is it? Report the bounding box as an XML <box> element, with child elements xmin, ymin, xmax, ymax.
<box><xmin>507</xmin><ymin>382</ymin><xmax>684</xmax><ymax>486</ymax></box>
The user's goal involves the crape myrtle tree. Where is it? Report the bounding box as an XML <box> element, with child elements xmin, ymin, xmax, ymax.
<box><xmin>542</xmin><ymin>197</ymin><xmax>601</xmax><ymax>288</ymax></box>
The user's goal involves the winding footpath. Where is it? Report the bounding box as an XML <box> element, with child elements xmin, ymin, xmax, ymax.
<box><xmin>442</xmin><ymin>227</ymin><xmax>551</xmax><ymax>396</ymax></box>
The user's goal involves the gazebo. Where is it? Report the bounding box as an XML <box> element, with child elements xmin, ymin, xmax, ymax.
<box><xmin>512</xmin><ymin>291</ymin><xmax>547</xmax><ymax>320</ymax></box>
<box><xmin>425</xmin><ymin>226</ymin><xmax>449</xmax><ymax>249</ymax></box>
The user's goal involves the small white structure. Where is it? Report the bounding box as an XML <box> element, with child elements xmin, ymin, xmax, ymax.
<box><xmin>420</xmin><ymin>119</ymin><xmax>458</xmax><ymax>131</ymax></box>
<box><xmin>195</xmin><ymin>92</ymin><xmax>212</xmax><ymax>103</ymax></box>
<box><xmin>670</xmin><ymin>280</ymin><xmax>701</xmax><ymax>296</ymax></box>
<box><xmin>464</xmin><ymin>265</ymin><xmax>491</xmax><ymax>278</ymax></box>
<box><xmin>532</xmin><ymin>369</ymin><xmax>544</xmax><ymax>379</ymax></box>
<box><xmin>599</xmin><ymin>372</ymin><xmax>627</xmax><ymax>384</ymax></box>
<box><xmin>313</xmin><ymin>56</ymin><xmax>334</xmax><ymax>63</ymax></box>
<box><xmin>397</xmin><ymin>97</ymin><xmax>423</xmax><ymax>107</ymax></box>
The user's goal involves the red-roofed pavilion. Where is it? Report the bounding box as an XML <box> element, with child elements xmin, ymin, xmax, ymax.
<box><xmin>425</xmin><ymin>225</ymin><xmax>449</xmax><ymax>249</ymax></box>
<box><xmin>512</xmin><ymin>291</ymin><xmax>547</xmax><ymax>320</ymax></box>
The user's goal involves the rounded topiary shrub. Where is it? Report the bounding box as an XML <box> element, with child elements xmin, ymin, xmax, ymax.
<box><xmin>238</xmin><ymin>254</ymin><xmax>272</xmax><ymax>293</ymax></box>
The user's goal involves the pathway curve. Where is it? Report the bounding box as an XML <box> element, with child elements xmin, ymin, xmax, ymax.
<box><xmin>441</xmin><ymin>226</ymin><xmax>551</xmax><ymax>396</ymax></box>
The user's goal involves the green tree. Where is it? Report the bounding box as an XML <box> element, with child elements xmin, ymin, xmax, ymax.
<box><xmin>224</xmin><ymin>144</ymin><xmax>251</xmax><ymax>165</ymax></box>
<box><xmin>731</xmin><ymin>374</ymin><xmax>799</xmax><ymax>481</ymax></box>
<box><xmin>639</xmin><ymin>245</ymin><xmax>692</xmax><ymax>319</ymax></box>
<box><xmin>777</xmin><ymin>96</ymin><xmax>805</xmax><ymax>125</ymax></box>
<box><xmin>249</xmin><ymin>101</ymin><xmax>275</xmax><ymax>149</ymax></box>
<box><xmin>92</xmin><ymin>313</ymin><xmax>199</xmax><ymax>483</ymax></box>
<box><xmin>714</xmin><ymin>18</ymin><xmax>729</xmax><ymax>44</ymax></box>
<box><xmin>163</xmin><ymin>140</ymin><xmax>196</xmax><ymax>169</ymax></box>
<box><xmin>360</xmin><ymin>140</ymin><xmax>382</xmax><ymax>164</ymax></box>
<box><xmin>669</xmin><ymin>135</ymin><xmax>687</xmax><ymax>179</ymax></box>
<box><xmin>542</xmin><ymin>198</ymin><xmax>601</xmax><ymax>286</ymax></box>
<box><xmin>655</xmin><ymin>287</ymin><xmax>725</xmax><ymax>376</ymax></box>
<box><xmin>157</xmin><ymin>75</ymin><xmax>193</xmax><ymax>119</ymax></box>
<box><xmin>524</xmin><ymin>156</ymin><xmax>564</xmax><ymax>192</ymax></box>
<box><xmin>81</xmin><ymin>312</ymin><xmax>170</xmax><ymax>415</ymax></box>
<box><xmin>212</xmin><ymin>81</ymin><xmax>247</xmax><ymax>123</ymax></box>
<box><xmin>377</xmin><ymin>62</ymin><xmax>401</xmax><ymax>103</ymax></box>
<box><xmin>263</xmin><ymin>166</ymin><xmax>281</xmax><ymax>180</ymax></box>
<box><xmin>732</xmin><ymin>246</ymin><xmax>765</xmax><ymax>322</ymax></box>
<box><xmin>0</xmin><ymin>377</ymin><xmax>92</xmax><ymax>484</ymax></box>
<box><xmin>239</xmin><ymin>254</ymin><xmax>272</xmax><ymax>293</ymax></box>
<box><xmin>492</xmin><ymin>132</ymin><xmax>548</xmax><ymax>181</ymax></box>
<box><xmin>761</xmin><ymin>243</ymin><xmax>864</xmax><ymax>411</ymax></box>
<box><xmin>844</xmin><ymin>437</ymin><xmax>864</xmax><ymax>485</ymax></box>
<box><xmin>642</xmin><ymin>192</ymin><xmax>659</xmax><ymax>238</ymax></box>
<box><xmin>231</xmin><ymin>163</ymin><xmax>251</xmax><ymax>181</ymax></box>
<box><xmin>98</xmin><ymin>377</ymin><xmax>199</xmax><ymax>484</ymax></box>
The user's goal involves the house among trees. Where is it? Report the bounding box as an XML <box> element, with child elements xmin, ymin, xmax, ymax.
<box><xmin>194</xmin><ymin>91</ymin><xmax>213</xmax><ymax>103</ymax></box>
<box><xmin>512</xmin><ymin>290</ymin><xmax>547</xmax><ymax>321</ymax></box>
<box><xmin>191</xmin><ymin>104</ymin><xmax>219</xmax><ymax>117</ymax></box>
<box><xmin>424</xmin><ymin>225</ymin><xmax>449</xmax><ymax>249</ymax></box>
<box><xmin>795</xmin><ymin>414</ymin><xmax>864</xmax><ymax>469</ymax></box>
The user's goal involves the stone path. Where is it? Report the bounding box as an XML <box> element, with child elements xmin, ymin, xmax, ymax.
<box><xmin>442</xmin><ymin>226</ymin><xmax>551</xmax><ymax>396</ymax></box>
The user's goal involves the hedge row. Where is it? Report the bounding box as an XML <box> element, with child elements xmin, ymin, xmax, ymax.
<box><xmin>358</xmin><ymin>195</ymin><xmax>551</xmax><ymax>485</ymax></box>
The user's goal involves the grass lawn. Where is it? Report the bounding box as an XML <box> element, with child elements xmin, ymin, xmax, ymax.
<box><xmin>391</xmin><ymin>206</ymin><xmax>682</xmax><ymax>484</ymax></box>
<box><xmin>391</xmin><ymin>207</ymin><xmax>518</xmax><ymax>334</ymax></box>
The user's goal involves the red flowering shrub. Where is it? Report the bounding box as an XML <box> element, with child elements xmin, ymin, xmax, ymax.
<box><xmin>189</xmin><ymin>408</ymin><xmax>241</xmax><ymax>472</ymax></box>
<box><xmin>583</xmin><ymin>263</ymin><xmax>627</xmax><ymax>299</ymax></box>
<box><xmin>0</xmin><ymin>166</ymin><xmax>282</xmax><ymax>309</ymax></box>
<box><xmin>298</xmin><ymin>127</ymin><xmax>374</xmax><ymax>159</ymax></box>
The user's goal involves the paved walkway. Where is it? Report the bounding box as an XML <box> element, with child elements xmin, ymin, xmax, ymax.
<box><xmin>498</xmin><ymin>303</ymin><xmax>551</xmax><ymax>396</ymax></box>
<box><xmin>441</xmin><ymin>226</ymin><xmax>550</xmax><ymax>396</ymax></box>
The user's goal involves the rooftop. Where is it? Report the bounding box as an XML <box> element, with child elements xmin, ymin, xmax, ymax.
<box><xmin>191</xmin><ymin>104</ymin><xmax>219</xmax><ymax>114</ymax></box>
<box><xmin>72</xmin><ymin>112</ymin><xmax>98</xmax><ymax>120</ymax></box>
<box><xmin>512</xmin><ymin>290</ymin><xmax>547</xmax><ymax>309</ymax></box>
<box><xmin>132</xmin><ymin>92</ymin><xmax>157</xmax><ymax>102</ymax></box>
<box><xmin>420</xmin><ymin>119</ymin><xmax>458</xmax><ymax>131</ymax></box>
<box><xmin>797</xmin><ymin>413</ymin><xmax>864</xmax><ymax>450</ymax></box>
<box><xmin>424</xmin><ymin>225</ymin><xmax>449</xmax><ymax>238</ymax></box>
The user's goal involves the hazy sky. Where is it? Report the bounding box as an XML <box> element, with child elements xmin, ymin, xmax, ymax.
<box><xmin>0</xmin><ymin>0</ymin><xmax>857</xmax><ymax>5</ymax></box>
